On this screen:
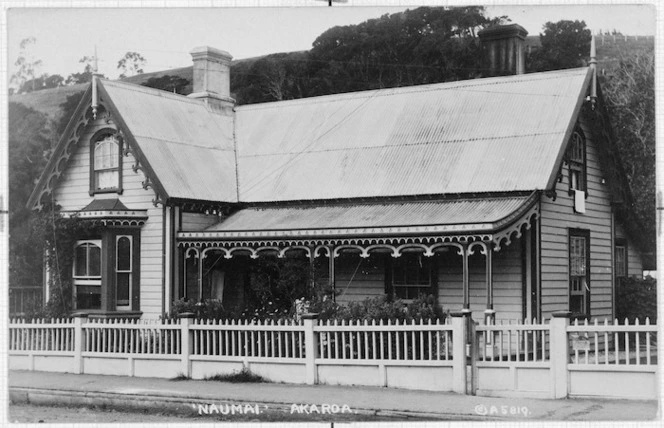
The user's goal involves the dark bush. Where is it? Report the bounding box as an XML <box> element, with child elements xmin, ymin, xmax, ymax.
<box><xmin>616</xmin><ymin>276</ymin><xmax>656</xmax><ymax>323</ymax></box>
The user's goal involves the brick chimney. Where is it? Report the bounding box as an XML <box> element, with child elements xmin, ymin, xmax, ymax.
<box><xmin>188</xmin><ymin>46</ymin><xmax>234</xmax><ymax>114</ymax></box>
<box><xmin>478</xmin><ymin>24</ymin><xmax>528</xmax><ymax>76</ymax></box>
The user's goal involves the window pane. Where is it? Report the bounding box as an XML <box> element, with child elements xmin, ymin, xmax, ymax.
<box><xmin>94</xmin><ymin>137</ymin><xmax>119</xmax><ymax>170</ymax></box>
<box><xmin>75</xmin><ymin>245</ymin><xmax>88</xmax><ymax>276</ymax></box>
<box><xmin>96</xmin><ymin>170</ymin><xmax>118</xmax><ymax>190</ymax></box>
<box><xmin>76</xmin><ymin>285</ymin><xmax>101</xmax><ymax>310</ymax></box>
<box><xmin>117</xmin><ymin>237</ymin><xmax>132</xmax><ymax>271</ymax></box>
<box><xmin>570</xmin><ymin>294</ymin><xmax>585</xmax><ymax>314</ymax></box>
<box><xmin>570</xmin><ymin>237</ymin><xmax>586</xmax><ymax>275</ymax></box>
<box><xmin>116</xmin><ymin>273</ymin><xmax>130</xmax><ymax>306</ymax></box>
<box><xmin>88</xmin><ymin>244</ymin><xmax>101</xmax><ymax>277</ymax></box>
<box><xmin>615</xmin><ymin>246</ymin><xmax>626</xmax><ymax>277</ymax></box>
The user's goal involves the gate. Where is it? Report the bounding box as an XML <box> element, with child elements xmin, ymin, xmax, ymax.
<box><xmin>472</xmin><ymin>319</ymin><xmax>553</xmax><ymax>398</ymax></box>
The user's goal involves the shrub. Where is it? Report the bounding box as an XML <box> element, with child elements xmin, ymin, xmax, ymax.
<box><xmin>204</xmin><ymin>367</ymin><xmax>266</xmax><ymax>383</ymax></box>
<box><xmin>167</xmin><ymin>298</ymin><xmax>230</xmax><ymax>320</ymax></box>
<box><xmin>304</xmin><ymin>293</ymin><xmax>446</xmax><ymax>322</ymax></box>
<box><xmin>616</xmin><ymin>276</ymin><xmax>656</xmax><ymax>323</ymax></box>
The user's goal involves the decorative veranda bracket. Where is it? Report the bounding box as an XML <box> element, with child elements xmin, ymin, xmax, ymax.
<box><xmin>492</xmin><ymin>202</ymin><xmax>540</xmax><ymax>252</ymax></box>
<box><xmin>188</xmin><ymin>240</ymin><xmax>493</xmax><ymax>261</ymax></box>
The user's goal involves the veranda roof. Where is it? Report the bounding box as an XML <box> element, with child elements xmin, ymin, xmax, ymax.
<box><xmin>179</xmin><ymin>194</ymin><xmax>537</xmax><ymax>241</ymax></box>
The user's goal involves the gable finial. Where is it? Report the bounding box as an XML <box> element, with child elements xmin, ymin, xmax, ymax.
<box><xmin>91</xmin><ymin>45</ymin><xmax>100</xmax><ymax>119</ymax></box>
<box><xmin>589</xmin><ymin>35</ymin><xmax>597</xmax><ymax>110</ymax></box>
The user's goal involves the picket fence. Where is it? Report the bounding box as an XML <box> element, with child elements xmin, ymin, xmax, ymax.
<box><xmin>8</xmin><ymin>313</ymin><xmax>658</xmax><ymax>399</ymax></box>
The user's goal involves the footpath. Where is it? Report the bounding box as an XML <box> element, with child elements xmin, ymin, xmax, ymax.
<box><xmin>8</xmin><ymin>370</ymin><xmax>659</xmax><ymax>421</ymax></box>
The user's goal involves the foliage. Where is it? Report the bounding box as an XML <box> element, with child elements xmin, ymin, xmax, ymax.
<box><xmin>65</xmin><ymin>55</ymin><xmax>105</xmax><ymax>85</ymax></box>
<box><xmin>18</xmin><ymin>74</ymin><xmax>65</xmax><ymax>93</ymax></box>
<box><xmin>8</xmin><ymin>103</ymin><xmax>53</xmax><ymax>293</ymax></box>
<box><xmin>527</xmin><ymin>20</ymin><xmax>591</xmax><ymax>71</ymax></box>
<box><xmin>168</xmin><ymin>298</ymin><xmax>230</xmax><ymax>320</ymax></box>
<box><xmin>117</xmin><ymin>51</ymin><xmax>147</xmax><ymax>78</ymax></box>
<box><xmin>615</xmin><ymin>277</ymin><xmax>656</xmax><ymax>323</ymax></box>
<box><xmin>56</xmin><ymin>90</ymin><xmax>87</xmax><ymax>137</ymax></box>
<box><xmin>204</xmin><ymin>367</ymin><xmax>267</xmax><ymax>383</ymax></box>
<box><xmin>303</xmin><ymin>293</ymin><xmax>446</xmax><ymax>322</ymax></box>
<box><xmin>10</xmin><ymin>37</ymin><xmax>43</xmax><ymax>94</ymax></box>
<box><xmin>241</xmin><ymin>254</ymin><xmax>313</xmax><ymax>319</ymax></box>
<box><xmin>601</xmin><ymin>50</ymin><xmax>656</xmax><ymax>255</ymax></box>
<box><xmin>231</xmin><ymin>7</ymin><xmax>503</xmax><ymax>104</ymax></box>
<box><xmin>29</xmin><ymin>208</ymin><xmax>103</xmax><ymax>316</ymax></box>
<box><xmin>141</xmin><ymin>75</ymin><xmax>190</xmax><ymax>94</ymax></box>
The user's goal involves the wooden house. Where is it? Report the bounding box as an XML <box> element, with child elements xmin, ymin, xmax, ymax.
<box><xmin>27</xmin><ymin>25</ymin><xmax>646</xmax><ymax>321</ymax></box>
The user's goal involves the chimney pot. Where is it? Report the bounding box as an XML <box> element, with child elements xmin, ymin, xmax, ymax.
<box><xmin>188</xmin><ymin>46</ymin><xmax>234</xmax><ymax>113</ymax></box>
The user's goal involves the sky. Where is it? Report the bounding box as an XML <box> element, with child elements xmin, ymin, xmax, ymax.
<box><xmin>5</xmin><ymin>2</ymin><xmax>659</xmax><ymax>82</ymax></box>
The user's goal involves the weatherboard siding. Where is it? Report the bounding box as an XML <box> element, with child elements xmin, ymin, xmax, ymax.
<box><xmin>52</xmin><ymin>119</ymin><xmax>164</xmax><ymax>318</ymax></box>
<box><xmin>335</xmin><ymin>255</ymin><xmax>386</xmax><ymax>304</ymax></box>
<box><xmin>539</xmin><ymin>116</ymin><xmax>614</xmax><ymax>320</ymax></box>
<box><xmin>437</xmin><ymin>240</ymin><xmax>523</xmax><ymax>321</ymax></box>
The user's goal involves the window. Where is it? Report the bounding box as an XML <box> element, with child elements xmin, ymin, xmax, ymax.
<box><xmin>569</xmin><ymin>230</ymin><xmax>590</xmax><ymax>317</ymax></box>
<box><xmin>72</xmin><ymin>231</ymin><xmax>140</xmax><ymax>312</ymax></box>
<box><xmin>615</xmin><ymin>241</ymin><xmax>628</xmax><ymax>280</ymax></box>
<box><xmin>391</xmin><ymin>253</ymin><xmax>432</xmax><ymax>300</ymax></box>
<box><xmin>90</xmin><ymin>131</ymin><xmax>122</xmax><ymax>194</ymax></box>
<box><xmin>73</xmin><ymin>240</ymin><xmax>102</xmax><ymax>310</ymax></box>
<box><xmin>116</xmin><ymin>235</ymin><xmax>133</xmax><ymax>309</ymax></box>
<box><xmin>567</xmin><ymin>131</ymin><xmax>587</xmax><ymax>193</ymax></box>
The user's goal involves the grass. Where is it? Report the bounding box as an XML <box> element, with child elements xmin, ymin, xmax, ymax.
<box><xmin>204</xmin><ymin>367</ymin><xmax>266</xmax><ymax>383</ymax></box>
<box><xmin>169</xmin><ymin>373</ymin><xmax>191</xmax><ymax>381</ymax></box>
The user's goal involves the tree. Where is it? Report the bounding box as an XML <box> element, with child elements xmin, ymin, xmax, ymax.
<box><xmin>8</xmin><ymin>102</ymin><xmax>53</xmax><ymax>290</ymax></box>
<box><xmin>601</xmin><ymin>50</ymin><xmax>656</xmax><ymax>254</ymax></box>
<box><xmin>18</xmin><ymin>74</ymin><xmax>65</xmax><ymax>93</ymax></box>
<box><xmin>528</xmin><ymin>20</ymin><xmax>591</xmax><ymax>71</ymax></box>
<box><xmin>117</xmin><ymin>51</ymin><xmax>146</xmax><ymax>78</ymax></box>
<box><xmin>66</xmin><ymin>55</ymin><xmax>101</xmax><ymax>85</ymax></box>
<box><xmin>10</xmin><ymin>37</ymin><xmax>43</xmax><ymax>93</ymax></box>
<box><xmin>307</xmin><ymin>7</ymin><xmax>503</xmax><ymax>96</ymax></box>
<box><xmin>141</xmin><ymin>75</ymin><xmax>190</xmax><ymax>94</ymax></box>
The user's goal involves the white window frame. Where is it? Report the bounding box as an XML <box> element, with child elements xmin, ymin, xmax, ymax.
<box><xmin>115</xmin><ymin>235</ymin><xmax>133</xmax><ymax>310</ymax></box>
<box><xmin>73</xmin><ymin>240</ymin><xmax>102</xmax><ymax>310</ymax></box>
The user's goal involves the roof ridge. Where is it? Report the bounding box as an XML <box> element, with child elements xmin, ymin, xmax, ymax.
<box><xmin>101</xmin><ymin>78</ymin><xmax>208</xmax><ymax>106</ymax></box>
<box><xmin>236</xmin><ymin>67</ymin><xmax>589</xmax><ymax>111</ymax></box>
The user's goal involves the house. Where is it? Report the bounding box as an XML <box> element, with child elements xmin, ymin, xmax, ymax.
<box><xmin>27</xmin><ymin>24</ymin><xmax>646</xmax><ymax>321</ymax></box>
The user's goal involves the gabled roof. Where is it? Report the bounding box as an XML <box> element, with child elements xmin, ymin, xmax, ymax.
<box><xmin>99</xmin><ymin>80</ymin><xmax>238</xmax><ymax>203</ymax></box>
<box><xmin>235</xmin><ymin>67</ymin><xmax>591</xmax><ymax>202</ymax></box>
<box><xmin>29</xmin><ymin>67</ymin><xmax>592</xmax><ymax>209</ymax></box>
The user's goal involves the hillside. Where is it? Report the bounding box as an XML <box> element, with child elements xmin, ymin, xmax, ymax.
<box><xmin>8</xmin><ymin>35</ymin><xmax>653</xmax><ymax>127</ymax></box>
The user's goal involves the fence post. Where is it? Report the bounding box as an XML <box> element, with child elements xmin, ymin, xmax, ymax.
<box><xmin>179</xmin><ymin>313</ymin><xmax>195</xmax><ymax>378</ymax></box>
<box><xmin>451</xmin><ymin>312</ymin><xmax>469</xmax><ymax>394</ymax></box>
<box><xmin>73</xmin><ymin>314</ymin><xmax>88</xmax><ymax>374</ymax></box>
<box><xmin>302</xmin><ymin>313</ymin><xmax>319</xmax><ymax>385</ymax></box>
<box><xmin>550</xmin><ymin>311</ymin><xmax>571</xmax><ymax>399</ymax></box>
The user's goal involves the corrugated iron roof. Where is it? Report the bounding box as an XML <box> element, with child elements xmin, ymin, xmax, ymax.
<box><xmin>235</xmin><ymin>68</ymin><xmax>590</xmax><ymax>202</ymax></box>
<box><xmin>203</xmin><ymin>196</ymin><xmax>530</xmax><ymax>234</ymax></box>
<box><xmin>100</xmin><ymin>80</ymin><xmax>238</xmax><ymax>202</ymax></box>
<box><xmin>81</xmin><ymin>199</ymin><xmax>129</xmax><ymax>211</ymax></box>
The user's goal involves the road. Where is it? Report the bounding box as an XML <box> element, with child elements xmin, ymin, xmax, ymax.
<box><xmin>8</xmin><ymin>402</ymin><xmax>428</xmax><ymax>423</ymax></box>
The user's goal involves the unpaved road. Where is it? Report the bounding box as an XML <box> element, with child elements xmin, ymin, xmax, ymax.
<box><xmin>8</xmin><ymin>403</ymin><xmax>419</xmax><ymax>423</ymax></box>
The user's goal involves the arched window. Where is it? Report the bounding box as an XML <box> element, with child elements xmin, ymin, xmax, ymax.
<box><xmin>567</xmin><ymin>130</ymin><xmax>587</xmax><ymax>193</ymax></box>
<box><xmin>90</xmin><ymin>131</ymin><xmax>122</xmax><ymax>194</ymax></box>
<box><xmin>73</xmin><ymin>240</ymin><xmax>102</xmax><ymax>310</ymax></box>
